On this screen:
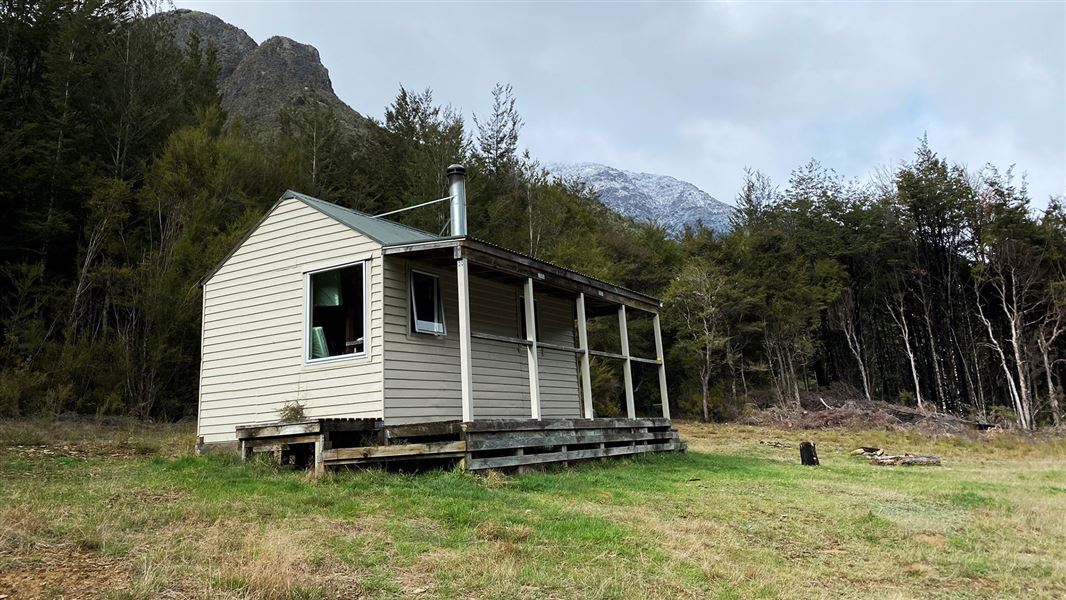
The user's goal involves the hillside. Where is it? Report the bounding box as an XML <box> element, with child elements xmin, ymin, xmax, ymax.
<box><xmin>548</xmin><ymin>162</ymin><xmax>734</xmax><ymax>235</ymax></box>
<box><xmin>154</xmin><ymin>9</ymin><xmax>374</xmax><ymax>137</ymax></box>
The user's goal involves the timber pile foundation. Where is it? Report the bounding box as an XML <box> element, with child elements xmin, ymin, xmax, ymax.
<box><xmin>234</xmin><ymin>418</ymin><xmax>685</xmax><ymax>474</ymax></box>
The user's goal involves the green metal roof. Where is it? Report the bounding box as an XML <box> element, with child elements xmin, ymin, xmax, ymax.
<box><xmin>200</xmin><ymin>190</ymin><xmax>445</xmax><ymax>286</ymax></box>
<box><xmin>283</xmin><ymin>190</ymin><xmax>441</xmax><ymax>246</ymax></box>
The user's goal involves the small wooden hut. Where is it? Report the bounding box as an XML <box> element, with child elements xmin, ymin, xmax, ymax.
<box><xmin>197</xmin><ymin>166</ymin><xmax>680</xmax><ymax>471</ymax></box>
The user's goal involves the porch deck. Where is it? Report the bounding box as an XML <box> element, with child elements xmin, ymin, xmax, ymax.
<box><xmin>235</xmin><ymin>417</ymin><xmax>685</xmax><ymax>474</ymax></box>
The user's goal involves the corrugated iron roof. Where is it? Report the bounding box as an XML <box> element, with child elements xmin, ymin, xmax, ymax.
<box><xmin>202</xmin><ymin>191</ymin><xmax>661</xmax><ymax>309</ymax></box>
<box><xmin>284</xmin><ymin>190</ymin><xmax>441</xmax><ymax>246</ymax></box>
<box><xmin>294</xmin><ymin>191</ymin><xmax>661</xmax><ymax>306</ymax></box>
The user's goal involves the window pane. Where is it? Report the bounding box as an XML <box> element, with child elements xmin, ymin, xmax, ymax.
<box><xmin>309</xmin><ymin>264</ymin><xmax>364</xmax><ymax>359</ymax></box>
<box><xmin>411</xmin><ymin>271</ymin><xmax>444</xmax><ymax>334</ymax></box>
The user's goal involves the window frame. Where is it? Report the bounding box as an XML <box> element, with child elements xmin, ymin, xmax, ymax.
<box><xmin>409</xmin><ymin>268</ymin><xmax>447</xmax><ymax>336</ymax></box>
<box><xmin>303</xmin><ymin>259</ymin><xmax>370</xmax><ymax>365</ymax></box>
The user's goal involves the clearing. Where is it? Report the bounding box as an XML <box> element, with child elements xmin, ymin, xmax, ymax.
<box><xmin>0</xmin><ymin>419</ymin><xmax>1063</xmax><ymax>599</ymax></box>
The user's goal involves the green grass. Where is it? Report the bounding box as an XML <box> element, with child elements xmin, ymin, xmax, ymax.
<box><xmin>1</xmin><ymin>420</ymin><xmax>1064</xmax><ymax>599</ymax></box>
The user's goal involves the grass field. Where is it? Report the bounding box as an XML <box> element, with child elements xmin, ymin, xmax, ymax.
<box><xmin>1</xmin><ymin>420</ymin><xmax>1064</xmax><ymax>599</ymax></box>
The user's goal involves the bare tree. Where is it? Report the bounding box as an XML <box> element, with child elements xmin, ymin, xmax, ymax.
<box><xmin>1036</xmin><ymin>288</ymin><xmax>1064</xmax><ymax>427</ymax></box>
<box><xmin>833</xmin><ymin>286</ymin><xmax>872</xmax><ymax>402</ymax></box>
<box><xmin>975</xmin><ymin>240</ymin><xmax>1045</xmax><ymax>430</ymax></box>
<box><xmin>886</xmin><ymin>294</ymin><xmax>924</xmax><ymax>410</ymax></box>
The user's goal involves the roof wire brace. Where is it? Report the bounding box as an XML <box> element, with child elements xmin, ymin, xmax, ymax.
<box><xmin>371</xmin><ymin>195</ymin><xmax>454</xmax><ymax>219</ymax></box>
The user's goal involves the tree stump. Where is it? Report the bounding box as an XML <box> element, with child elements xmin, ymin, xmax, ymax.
<box><xmin>800</xmin><ymin>441</ymin><xmax>819</xmax><ymax>466</ymax></box>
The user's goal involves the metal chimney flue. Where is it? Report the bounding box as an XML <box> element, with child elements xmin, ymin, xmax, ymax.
<box><xmin>446</xmin><ymin>164</ymin><xmax>467</xmax><ymax>237</ymax></box>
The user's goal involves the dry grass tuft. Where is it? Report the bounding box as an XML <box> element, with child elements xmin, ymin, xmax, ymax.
<box><xmin>0</xmin><ymin>503</ymin><xmax>39</xmax><ymax>555</ymax></box>
<box><xmin>229</xmin><ymin>528</ymin><xmax>318</xmax><ymax>599</ymax></box>
<box><xmin>473</xmin><ymin>520</ymin><xmax>534</xmax><ymax>543</ymax></box>
<box><xmin>477</xmin><ymin>469</ymin><xmax>512</xmax><ymax>489</ymax></box>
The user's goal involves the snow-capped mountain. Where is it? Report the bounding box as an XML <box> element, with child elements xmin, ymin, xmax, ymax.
<box><xmin>547</xmin><ymin>162</ymin><xmax>733</xmax><ymax>235</ymax></box>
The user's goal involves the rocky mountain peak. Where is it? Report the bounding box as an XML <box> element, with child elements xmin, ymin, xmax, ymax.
<box><xmin>152</xmin><ymin>10</ymin><xmax>372</xmax><ymax>137</ymax></box>
<box><xmin>154</xmin><ymin>9</ymin><xmax>256</xmax><ymax>81</ymax></box>
<box><xmin>223</xmin><ymin>35</ymin><xmax>347</xmax><ymax>132</ymax></box>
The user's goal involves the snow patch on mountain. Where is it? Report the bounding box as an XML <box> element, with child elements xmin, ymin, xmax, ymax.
<box><xmin>547</xmin><ymin>162</ymin><xmax>733</xmax><ymax>235</ymax></box>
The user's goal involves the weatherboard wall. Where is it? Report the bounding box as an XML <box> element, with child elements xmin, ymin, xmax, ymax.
<box><xmin>197</xmin><ymin>196</ymin><xmax>586</xmax><ymax>443</ymax></box>
<box><xmin>197</xmin><ymin>197</ymin><xmax>385</xmax><ymax>444</ymax></box>
<box><xmin>382</xmin><ymin>257</ymin><xmax>582</xmax><ymax>423</ymax></box>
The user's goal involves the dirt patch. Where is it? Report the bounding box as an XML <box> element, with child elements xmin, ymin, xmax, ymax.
<box><xmin>400</xmin><ymin>549</ymin><xmax>457</xmax><ymax>598</ymax></box>
<box><xmin>914</xmin><ymin>533</ymin><xmax>947</xmax><ymax>546</ymax></box>
<box><xmin>0</xmin><ymin>542</ymin><xmax>129</xmax><ymax>599</ymax></box>
<box><xmin>9</xmin><ymin>444</ymin><xmax>144</xmax><ymax>460</ymax></box>
<box><xmin>474</xmin><ymin>520</ymin><xmax>534</xmax><ymax>543</ymax></box>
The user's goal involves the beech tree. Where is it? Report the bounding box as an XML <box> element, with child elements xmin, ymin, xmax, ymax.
<box><xmin>664</xmin><ymin>260</ymin><xmax>732</xmax><ymax>421</ymax></box>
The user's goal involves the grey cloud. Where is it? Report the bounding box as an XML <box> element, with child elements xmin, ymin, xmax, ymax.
<box><xmin>176</xmin><ymin>1</ymin><xmax>1064</xmax><ymax>207</ymax></box>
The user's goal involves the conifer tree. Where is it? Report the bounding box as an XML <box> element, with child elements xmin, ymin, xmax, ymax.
<box><xmin>473</xmin><ymin>83</ymin><xmax>522</xmax><ymax>177</ymax></box>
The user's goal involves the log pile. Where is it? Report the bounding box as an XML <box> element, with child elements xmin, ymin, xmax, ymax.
<box><xmin>869</xmin><ymin>454</ymin><xmax>941</xmax><ymax>466</ymax></box>
<box><xmin>851</xmin><ymin>447</ymin><xmax>941</xmax><ymax>466</ymax></box>
<box><xmin>850</xmin><ymin>447</ymin><xmax>884</xmax><ymax>457</ymax></box>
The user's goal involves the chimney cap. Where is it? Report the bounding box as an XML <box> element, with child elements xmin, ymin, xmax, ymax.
<box><xmin>446</xmin><ymin>164</ymin><xmax>466</xmax><ymax>177</ymax></box>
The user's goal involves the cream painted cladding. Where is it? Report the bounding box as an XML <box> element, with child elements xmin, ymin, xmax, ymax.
<box><xmin>382</xmin><ymin>257</ymin><xmax>582</xmax><ymax>423</ymax></box>
<box><xmin>199</xmin><ymin>194</ymin><xmax>597</xmax><ymax>443</ymax></box>
<box><xmin>198</xmin><ymin>198</ymin><xmax>386</xmax><ymax>443</ymax></box>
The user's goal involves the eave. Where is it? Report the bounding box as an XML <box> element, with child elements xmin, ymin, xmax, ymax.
<box><xmin>382</xmin><ymin>237</ymin><xmax>662</xmax><ymax>315</ymax></box>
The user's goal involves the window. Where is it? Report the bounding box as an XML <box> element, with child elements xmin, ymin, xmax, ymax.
<box><xmin>410</xmin><ymin>270</ymin><xmax>445</xmax><ymax>335</ymax></box>
<box><xmin>518</xmin><ymin>297</ymin><xmax>540</xmax><ymax>341</ymax></box>
<box><xmin>307</xmin><ymin>263</ymin><xmax>365</xmax><ymax>361</ymax></box>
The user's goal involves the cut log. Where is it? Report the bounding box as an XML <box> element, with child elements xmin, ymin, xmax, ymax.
<box><xmin>799</xmin><ymin>441</ymin><xmax>819</xmax><ymax>466</ymax></box>
<box><xmin>850</xmin><ymin>447</ymin><xmax>884</xmax><ymax>457</ymax></box>
<box><xmin>869</xmin><ymin>454</ymin><xmax>940</xmax><ymax>466</ymax></box>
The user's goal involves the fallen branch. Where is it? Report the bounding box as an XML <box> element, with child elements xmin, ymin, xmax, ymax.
<box><xmin>869</xmin><ymin>454</ymin><xmax>941</xmax><ymax>466</ymax></box>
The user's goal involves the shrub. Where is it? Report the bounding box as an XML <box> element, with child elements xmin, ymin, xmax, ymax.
<box><xmin>278</xmin><ymin>400</ymin><xmax>307</xmax><ymax>422</ymax></box>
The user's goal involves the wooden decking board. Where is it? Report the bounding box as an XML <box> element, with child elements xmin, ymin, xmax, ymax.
<box><xmin>465</xmin><ymin>440</ymin><xmax>678</xmax><ymax>470</ymax></box>
<box><xmin>235</xmin><ymin>417</ymin><xmax>682</xmax><ymax>473</ymax></box>
<box><xmin>384</xmin><ymin>420</ymin><xmax>464</xmax><ymax>440</ymax></box>
<box><xmin>462</xmin><ymin>417</ymin><xmax>668</xmax><ymax>432</ymax></box>
<box><xmin>323</xmin><ymin>440</ymin><xmax>467</xmax><ymax>461</ymax></box>
<box><xmin>236</xmin><ymin>421</ymin><xmax>322</xmax><ymax>439</ymax></box>
<box><xmin>236</xmin><ymin>417</ymin><xmax>378</xmax><ymax>440</ymax></box>
<box><xmin>465</xmin><ymin>430</ymin><xmax>675</xmax><ymax>451</ymax></box>
<box><xmin>321</xmin><ymin>418</ymin><xmax>381</xmax><ymax>433</ymax></box>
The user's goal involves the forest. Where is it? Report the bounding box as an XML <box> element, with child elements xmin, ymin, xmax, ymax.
<box><xmin>1</xmin><ymin>1</ymin><xmax>1063</xmax><ymax>429</ymax></box>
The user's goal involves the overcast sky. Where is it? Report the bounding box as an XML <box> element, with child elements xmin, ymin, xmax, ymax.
<box><xmin>175</xmin><ymin>1</ymin><xmax>1065</xmax><ymax>208</ymax></box>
